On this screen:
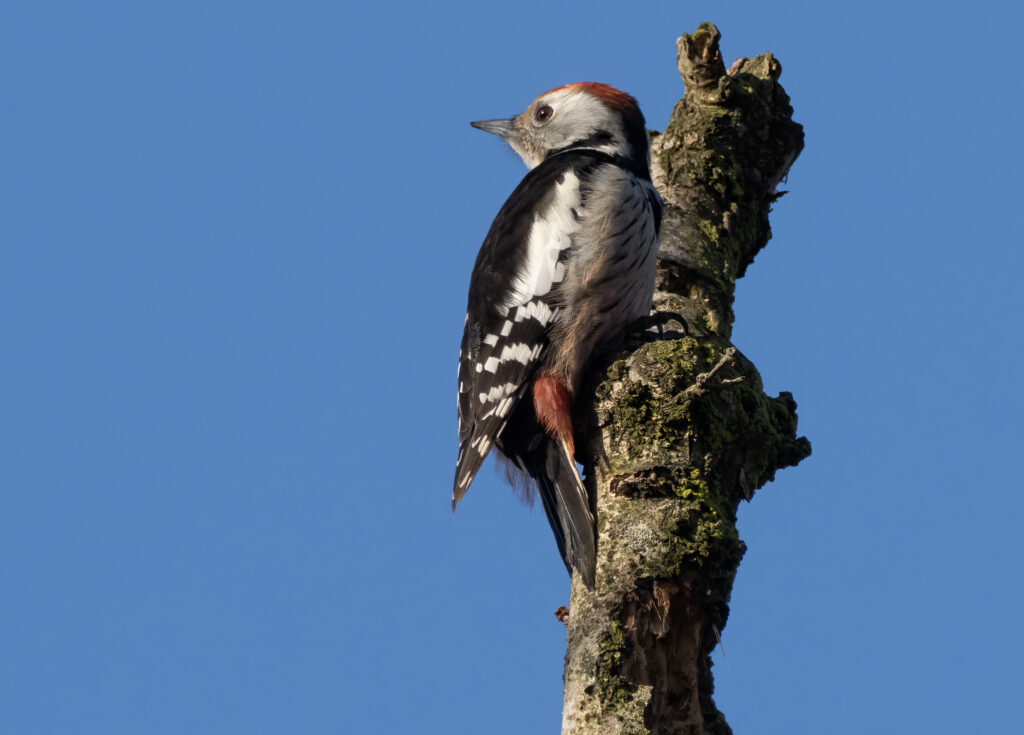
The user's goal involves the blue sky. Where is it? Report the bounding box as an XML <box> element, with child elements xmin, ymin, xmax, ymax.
<box><xmin>2</xmin><ymin>1</ymin><xmax>1021</xmax><ymax>733</ymax></box>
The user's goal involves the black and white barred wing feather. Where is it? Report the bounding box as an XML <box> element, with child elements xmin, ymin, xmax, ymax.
<box><xmin>451</xmin><ymin>165</ymin><xmax>582</xmax><ymax>507</ymax></box>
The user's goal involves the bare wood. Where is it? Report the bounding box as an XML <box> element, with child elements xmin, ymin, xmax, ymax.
<box><xmin>561</xmin><ymin>23</ymin><xmax>810</xmax><ymax>735</ymax></box>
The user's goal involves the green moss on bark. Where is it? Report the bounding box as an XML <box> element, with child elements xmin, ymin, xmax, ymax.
<box><xmin>594</xmin><ymin>619</ymin><xmax>637</xmax><ymax>707</ymax></box>
<box><xmin>593</xmin><ymin>334</ymin><xmax>805</xmax><ymax>605</ymax></box>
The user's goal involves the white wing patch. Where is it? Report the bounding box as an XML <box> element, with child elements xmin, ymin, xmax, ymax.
<box><xmin>514</xmin><ymin>299</ymin><xmax>552</xmax><ymax>324</ymax></box>
<box><xmin>478</xmin><ymin>381</ymin><xmax>519</xmax><ymax>404</ymax></box>
<box><xmin>482</xmin><ymin>342</ymin><xmax>536</xmax><ymax>372</ymax></box>
<box><xmin>505</xmin><ymin>172</ymin><xmax>580</xmax><ymax>308</ymax></box>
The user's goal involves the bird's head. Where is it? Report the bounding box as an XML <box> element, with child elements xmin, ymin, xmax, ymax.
<box><xmin>470</xmin><ymin>83</ymin><xmax>650</xmax><ymax>176</ymax></box>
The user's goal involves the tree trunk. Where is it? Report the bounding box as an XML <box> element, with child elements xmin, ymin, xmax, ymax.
<box><xmin>562</xmin><ymin>23</ymin><xmax>810</xmax><ymax>735</ymax></box>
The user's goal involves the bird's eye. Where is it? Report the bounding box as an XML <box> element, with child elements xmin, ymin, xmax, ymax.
<box><xmin>535</xmin><ymin>105</ymin><xmax>553</xmax><ymax>123</ymax></box>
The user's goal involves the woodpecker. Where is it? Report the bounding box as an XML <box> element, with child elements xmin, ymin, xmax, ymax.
<box><xmin>452</xmin><ymin>83</ymin><xmax>662</xmax><ymax>588</ymax></box>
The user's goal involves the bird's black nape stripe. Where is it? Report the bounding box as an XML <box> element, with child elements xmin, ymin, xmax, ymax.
<box><xmin>560</xmin><ymin>131</ymin><xmax>614</xmax><ymax>152</ymax></box>
<box><xmin>545</xmin><ymin>133</ymin><xmax>651</xmax><ymax>181</ymax></box>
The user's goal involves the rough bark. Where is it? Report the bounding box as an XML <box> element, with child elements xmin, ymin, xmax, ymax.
<box><xmin>561</xmin><ymin>24</ymin><xmax>810</xmax><ymax>735</ymax></box>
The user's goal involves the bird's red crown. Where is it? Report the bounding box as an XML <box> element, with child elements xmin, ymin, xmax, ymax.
<box><xmin>544</xmin><ymin>82</ymin><xmax>641</xmax><ymax>117</ymax></box>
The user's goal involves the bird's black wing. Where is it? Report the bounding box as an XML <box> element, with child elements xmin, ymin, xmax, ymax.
<box><xmin>452</xmin><ymin>155</ymin><xmax>600</xmax><ymax>507</ymax></box>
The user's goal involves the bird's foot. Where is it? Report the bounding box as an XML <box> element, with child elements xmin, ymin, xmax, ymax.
<box><xmin>625</xmin><ymin>311</ymin><xmax>690</xmax><ymax>348</ymax></box>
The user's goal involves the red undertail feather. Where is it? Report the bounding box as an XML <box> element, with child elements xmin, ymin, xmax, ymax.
<box><xmin>532</xmin><ymin>373</ymin><xmax>574</xmax><ymax>456</ymax></box>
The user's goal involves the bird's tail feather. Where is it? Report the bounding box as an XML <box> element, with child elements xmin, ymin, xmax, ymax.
<box><xmin>530</xmin><ymin>438</ymin><xmax>596</xmax><ymax>588</ymax></box>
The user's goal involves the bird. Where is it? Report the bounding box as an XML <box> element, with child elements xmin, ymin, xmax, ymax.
<box><xmin>452</xmin><ymin>83</ymin><xmax>662</xmax><ymax>588</ymax></box>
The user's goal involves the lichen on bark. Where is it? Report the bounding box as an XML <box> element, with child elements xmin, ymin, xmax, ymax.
<box><xmin>560</xmin><ymin>24</ymin><xmax>810</xmax><ymax>735</ymax></box>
